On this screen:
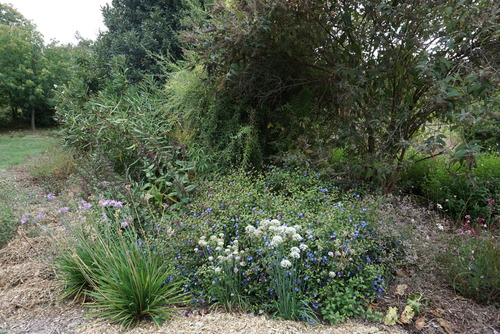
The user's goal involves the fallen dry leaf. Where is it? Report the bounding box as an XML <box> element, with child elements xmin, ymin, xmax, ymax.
<box><xmin>430</xmin><ymin>308</ymin><xmax>444</xmax><ymax>317</ymax></box>
<box><xmin>395</xmin><ymin>284</ymin><xmax>408</xmax><ymax>296</ymax></box>
<box><xmin>384</xmin><ymin>307</ymin><xmax>399</xmax><ymax>326</ymax></box>
<box><xmin>399</xmin><ymin>304</ymin><xmax>415</xmax><ymax>324</ymax></box>
<box><xmin>415</xmin><ymin>316</ymin><xmax>426</xmax><ymax>331</ymax></box>
<box><xmin>437</xmin><ymin>318</ymin><xmax>454</xmax><ymax>334</ymax></box>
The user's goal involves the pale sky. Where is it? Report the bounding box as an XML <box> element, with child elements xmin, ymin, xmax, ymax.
<box><xmin>5</xmin><ymin>0</ymin><xmax>111</xmax><ymax>44</ymax></box>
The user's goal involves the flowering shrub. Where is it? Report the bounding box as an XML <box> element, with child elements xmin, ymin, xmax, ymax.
<box><xmin>152</xmin><ymin>167</ymin><xmax>409</xmax><ymax>323</ymax></box>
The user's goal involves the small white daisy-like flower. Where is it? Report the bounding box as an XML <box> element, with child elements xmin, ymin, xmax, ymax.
<box><xmin>292</xmin><ymin>233</ymin><xmax>303</xmax><ymax>241</ymax></box>
<box><xmin>329</xmin><ymin>271</ymin><xmax>336</xmax><ymax>278</ymax></box>
<box><xmin>290</xmin><ymin>251</ymin><xmax>300</xmax><ymax>259</ymax></box>
<box><xmin>214</xmin><ymin>267</ymin><xmax>221</xmax><ymax>273</ymax></box>
<box><xmin>299</xmin><ymin>243</ymin><xmax>308</xmax><ymax>251</ymax></box>
<box><xmin>328</xmin><ymin>251</ymin><xmax>334</xmax><ymax>257</ymax></box>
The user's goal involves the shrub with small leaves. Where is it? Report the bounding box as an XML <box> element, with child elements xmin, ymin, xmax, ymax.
<box><xmin>152</xmin><ymin>166</ymin><xmax>407</xmax><ymax>323</ymax></box>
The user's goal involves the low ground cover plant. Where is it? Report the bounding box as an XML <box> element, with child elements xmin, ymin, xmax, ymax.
<box><xmin>149</xmin><ymin>166</ymin><xmax>409</xmax><ymax>323</ymax></box>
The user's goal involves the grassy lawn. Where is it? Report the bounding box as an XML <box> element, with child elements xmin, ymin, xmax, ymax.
<box><xmin>0</xmin><ymin>132</ymin><xmax>58</xmax><ymax>169</ymax></box>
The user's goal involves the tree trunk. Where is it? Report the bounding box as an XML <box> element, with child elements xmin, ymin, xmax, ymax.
<box><xmin>30</xmin><ymin>107</ymin><xmax>36</xmax><ymax>131</ymax></box>
<box><xmin>11</xmin><ymin>106</ymin><xmax>17</xmax><ymax>121</ymax></box>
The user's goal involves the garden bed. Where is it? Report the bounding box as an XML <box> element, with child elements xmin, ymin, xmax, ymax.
<box><xmin>0</xmin><ymin>165</ymin><xmax>498</xmax><ymax>334</ymax></box>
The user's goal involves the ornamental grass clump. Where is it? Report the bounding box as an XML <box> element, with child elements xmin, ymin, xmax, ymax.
<box><xmin>53</xmin><ymin>196</ymin><xmax>188</xmax><ymax>327</ymax></box>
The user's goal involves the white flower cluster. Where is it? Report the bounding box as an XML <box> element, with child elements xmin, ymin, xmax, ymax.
<box><xmin>246</xmin><ymin>219</ymin><xmax>303</xmax><ymax>247</ymax></box>
<box><xmin>196</xmin><ymin>233</ymin><xmax>246</xmax><ymax>274</ymax></box>
<box><xmin>280</xmin><ymin>259</ymin><xmax>292</xmax><ymax>268</ymax></box>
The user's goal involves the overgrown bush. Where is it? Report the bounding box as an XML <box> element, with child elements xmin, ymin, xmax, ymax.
<box><xmin>461</xmin><ymin>94</ymin><xmax>500</xmax><ymax>152</ymax></box>
<box><xmin>56</xmin><ymin>70</ymin><xmax>200</xmax><ymax>207</ymax></box>
<box><xmin>53</xmin><ymin>196</ymin><xmax>188</xmax><ymax>327</ymax></box>
<box><xmin>150</xmin><ymin>166</ymin><xmax>409</xmax><ymax>323</ymax></box>
<box><xmin>437</xmin><ymin>234</ymin><xmax>499</xmax><ymax>307</ymax></box>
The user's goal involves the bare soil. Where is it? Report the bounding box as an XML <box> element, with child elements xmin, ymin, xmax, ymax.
<box><xmin>0</xmin><ymin>166</ymin><xmax>498</xmax><ymax>334</ymax></box>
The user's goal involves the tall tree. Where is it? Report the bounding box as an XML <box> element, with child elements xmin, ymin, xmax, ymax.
<box><xmin>0</xmin><ymin>3</ymin><xmax>76</xmax><ymax>129</ymax></box>
<box><xmin>95</xmin><ymin>0</ymin><xmax>185</xmax><ymax>82</ymax></box>
<box><xmin>0</xmin><ymin>3</ymin><xmax>46</xmax><ymax>128</ymax></box>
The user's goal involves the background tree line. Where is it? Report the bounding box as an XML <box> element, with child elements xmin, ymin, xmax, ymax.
<box><xmin>2</xmin><ymin>0</ymin><xmax>498</xmax><ymax>191</ymax></box>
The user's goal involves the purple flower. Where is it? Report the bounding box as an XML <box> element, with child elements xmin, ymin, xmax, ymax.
<box><xmin>47</xmin><ymin>193</ymin><xmax>56</xmax><ymax>200</ymax></box>
<box><xmin>78</xmin><ymin>200</ymin><xmax>93</xmax><ymax>210</ymax></box>
<box><xmin>110</xmin><ymin>200</ymin><xmax>123</xmax><ymax>207</ymax></box>
<box><xmin>98</xmin><ymin>199</ymin><xmax>123</xmax><ymax>207</ymax></box>
<box><xmin>121</xmin><ymin>221</ymin><xmax>129</xmax><ymax>228</ymax></box>
<box><xmin>58</xmin><ymin>207</ymin><xmax>69</xmax><ymax>214</ymax></box>
<box><xmin>102</xmin><ymin>213</ymin><xmax>108</xmax><ymax>222</ymax></box>
<box><xmin>20</xmin><ymin>214</ymin><xmax>30</xmax><ymax>224</ymax></box>
<box><xmin>99</xmin><ymin>199</ymin><xmax>110</xmax><ymax>207</ymax></box>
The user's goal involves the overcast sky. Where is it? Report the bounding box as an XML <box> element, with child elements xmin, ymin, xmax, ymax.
<box><xmin>5</xmin><ymin>0</ymin><xmax>111</xmax><ymax>44</ymax></box>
